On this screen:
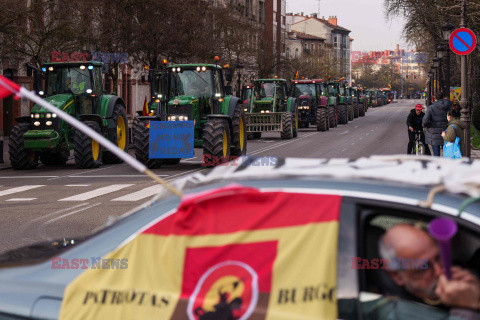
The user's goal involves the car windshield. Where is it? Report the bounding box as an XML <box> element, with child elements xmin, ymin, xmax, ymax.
<box><xmin>293</xmin><ymin>83</ymin><xmax>316</xmax><ymax>98</ymax></box>
<box><xmin>170</xmin><ymin>69</ymin><xmax>213</xmax><ymax>97</ymax></box>
<box><xmin>45</xmin><ymin>66</ymin><xmax>92</xmax><ymax>96</ymax></box>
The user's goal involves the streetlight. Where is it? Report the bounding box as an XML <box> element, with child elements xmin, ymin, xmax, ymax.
<box><xmin>441</xmin><ymin>22</ymin><xmax>454</xmax><ymax>101</ymax></box>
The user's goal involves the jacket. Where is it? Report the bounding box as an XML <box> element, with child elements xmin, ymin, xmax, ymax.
<box><xmin>444</xmin><ymin>118</ymin><xmax>467</xmax><ymax>156</ymax></box>
<box><xmin>407</xmin><ymin>109</ymin><xmax>425</xmax><ymax>131</ymax></box>
<box><xmin>423</xmin><ymin>99</ymin><xmax>451</xmax><ymax>146</ymax></box>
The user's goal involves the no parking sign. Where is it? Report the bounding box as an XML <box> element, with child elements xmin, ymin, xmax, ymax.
<box><xmin>450</xmin><ymin>28</ymin><xmax>477</xmax><ymax>55</ymax></box>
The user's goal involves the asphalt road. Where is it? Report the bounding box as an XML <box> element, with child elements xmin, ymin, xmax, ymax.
<box><xmin>0</xmin><ymin>99</ymin><xmax>420</xmax><ymax>254</ymax></box>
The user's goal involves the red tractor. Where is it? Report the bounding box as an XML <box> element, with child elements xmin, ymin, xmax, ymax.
<box><xmin>290</xmin><ymin>79</ymin><xmax>330</xmax><ymax>131</ymax></box>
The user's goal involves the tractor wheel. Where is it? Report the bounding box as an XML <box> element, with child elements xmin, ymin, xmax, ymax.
<box><xmin>231</xmin><ymin>104</ymin><xmax>247</xmax><ymax>156</ymax></box>
<box><xmin>354</xmin><ymin>104</ymin><xmax>359</xmax><ymax>118</ymax></box>
<box><xmin>133</xmin><ymin>120</ymin><xmax>162</xmax><ymax>169</ymax></box>
<box><xmin>292</xmin><ymin>111</ymin><xmax>298</xmax><ymax>138</ymax></box>
<box><xmin>203</xmin><ymin>118</ymin><xmax>231</xmax><ymax>167</ymax></box>
<box><xmin>74</xmin><ymin>121</ymin><xmax>103</xmax><ymax>169</ymax></box>
<box><xmin>103</xmin><ymin>105</ymin><xmax>128</xmax><ymax>164</ymax></box>
<box><xmin>163</xmin><ymin>159</ymin><xmax>181</xmax><ymax>165</ymax></box>
<box><xmin>338</xmin><ymin>105</ymin><xmax>347</xmax><ymax>124</ymax></box>
<box><xmin>9</xmin><ymin>123</ymin><xmax>38</xmax><ymax>170</ymax></box>
<box><xmin>40</xmin><ymin>150</ymin><xmax>69</xmax><ymax>166</ymax></box>
<box><xmin>316</xmin><ymin>108</ymin><xmax>328</xmax><ymax>132</ymax></box>
<box><xmin>280</xmin><ymin>112</ymin><xmax>293</xmax><ymax>139</ymax></box>
<box><xmin>348</xmin><ymin>104</ymin><xmax>354</xmax><ymax>121</ymax></box>
<box><xmin>328</xmin><ymin>106</ymin><xmax>336</xmax><ymax>128</ymax></box>
<box><xmin>359</xmin><ymin>104</ymin><xmax>366</xmax><ymax>117</ymax></box>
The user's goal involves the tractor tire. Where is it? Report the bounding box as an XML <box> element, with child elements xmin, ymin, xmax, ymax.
<box><xmin>348</xmin><ymin>104</ymin><xmax>354</xmax><ymax>121</ymax></box>
<box><xmin>328</xmin><ymin>106</ymin><xmax>336</xmax><ymax>128</ymax></box>
<box><xmin>338</xmin><ymin>105</ymin><xmax>348</xmax><ymax>125</ymax></box>
<box><xmin>354</xmin><ymin>104</ymin><xmax>359</xmax><ymax>118</ymax></box>
<box><xmin>359</xmin><ymin>104</ymin><xmax>366</xmax><ymax>117</ymax></box>
<box><xmin>231</xmin><ymin>104</ymin><xmax>247</xmax><ymax>156</ymax></box>
<box><xmin>74</xmin><ymin>121</ymin><xmax>103</xmax><ymax>169</ymax></box>
<box><xmin>292</xmin><ymin>112</ymin><xmax>298</xmax><ymax>138</ymax></box>
<box><xmin>133</xmin><ymin>120</ymin><xmax>162</xmax><ymax>169</ymax></box>
<box><xmin>103</xmin><ymin>105</ymin><xmax>129</xmax><ymax>164</ymax></box>
<box><xmin>40</xmin><ymin>151</ymin><xmax>69</xmax><ymax>166</ymax></box>
<box><xmin>280</xmin><ymin>112</ymin><xmax>293</xmax><ymax>139</ymax></box>
<box><xmin>203</xmin><ymin>118</ymin><xmax>231</xmax><ymax>167</ymax></box>
<box><xmin>316</xmin><ymin>108</ymin><xmax>328</xmax><ymax>132</ymax></box>
<box><xmin>9</xmin><ymin>123</ymin><xmax>38</xmax><ymax>170</ymax></box>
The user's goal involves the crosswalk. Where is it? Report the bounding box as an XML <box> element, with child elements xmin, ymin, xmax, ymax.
<box><xmin>0</xmin><ymin>184</ymin><xmax>168</xmax><ymax>202</ymax></box>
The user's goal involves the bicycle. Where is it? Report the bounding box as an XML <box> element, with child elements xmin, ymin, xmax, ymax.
<box><xmin>414</xmin><ymin>130</ymin><xmax>426</xmax><ymax>156</ymax></box>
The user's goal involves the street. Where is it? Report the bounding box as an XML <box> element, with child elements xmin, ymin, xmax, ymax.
<box><xmin>0</xmin><ymin>100</ymin><xmax>417</xmax><ymax>254</ymax></box>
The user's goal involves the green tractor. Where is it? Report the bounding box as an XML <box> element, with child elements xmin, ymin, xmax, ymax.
<box><xmin>326</xmin><ymin>81</ymin><xmax>348</xmax><ymax>125</ymax></box>
<box><xmin>133</xmin><ymin>63</ymin><xmax>246</xmax><ymax>168</ymax></box>
<box><xmin>245</xmin><ymin>79</ymin><xmax>298</xmax><ymax>139</ymax></box>
<box><xmin>9</xmin><ymin>61</ymin><xmax>128</xmax><ymax>169</ymax></box>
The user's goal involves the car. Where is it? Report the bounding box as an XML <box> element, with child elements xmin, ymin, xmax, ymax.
<box><xmin>0</xmin><ymin>156</ymin><xmax>480</xmax><ymax>319</ymax></box>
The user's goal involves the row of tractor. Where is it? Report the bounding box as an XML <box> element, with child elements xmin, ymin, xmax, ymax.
<box><xmin>8</xmin><ymin>59</ymin><xmax>383</xmax><ymax>170</ymax></box>
<box><xmin>364</xmin><ymin>88</ymin><xmax>394</xmax><ymax>107</ymax></box>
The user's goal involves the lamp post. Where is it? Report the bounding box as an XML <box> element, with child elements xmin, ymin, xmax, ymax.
<box><xmin>442</xmin><ymin>22</ymin><xmax>454</xmax><ymax>101</ymax></box>
<box><xmin>458</xmin><ymin>0</ymin><xmax>470</xmax><ymax>158</ymax></box>
<box><xmin>436</xmin><ymin>45</ymin><xmax>447</xmax><ymax>96</ymax></box>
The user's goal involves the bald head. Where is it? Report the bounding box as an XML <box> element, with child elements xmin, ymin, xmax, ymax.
<box><xmin>380</xmin><ymin>224</ymin><xmax>437</xmax><ymax>261</ymax></box>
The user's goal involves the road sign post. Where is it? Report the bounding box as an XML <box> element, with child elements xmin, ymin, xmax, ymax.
<box><xmin>449</xmin><ymin>5</ymin><xmax>476</xmax><ymax>157</ymax></box>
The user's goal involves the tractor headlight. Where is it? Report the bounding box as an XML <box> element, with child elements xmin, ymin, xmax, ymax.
<box><xmin>260</xmin><ymin>110</ymin><xmax>265</xmax><ymax>113</ymax></box>
<box><xmin>46</xmin><ymin>121</ymin><xmax>53</xmax><ymax>126</ymax></box>
<box><xmin>196</xmin><ymin>67</ymin><xmax>201</xmax><ymax>72</ymax></box>
<box><xmin>244</xmin><ymin>108</ymin><xmax>248</xmax><ymax>112</ymax></box>
<box><xmin>52</xmin><ymin>113</ymin><xmax>57</xmax><ymax>118</ymax></box>
<box><xmin>202</xmin><ymin>66</ymin><xmax>207</xmax><ymax>72</ymax></box>
<box><xmin>266</xmin><ymin>110</ymin><xmax>270</xmax><ymax>113</ymax></box>
<box><xmin>34</xmin><ymin>114</ymin><xmax>40</xmax><ymax>119</ymax></box>
<box><xmin>31</xmin><ymin>114</ymin><xmax>34</xmax><ymax>118</ymax></box>
<box><xmin>46</xmin><ymin>113</ymin><xmax>52</xmax><ymax>118</ymax></box>
<box><xmin>39</xmin><ymin>91</ymin><xmax>44</xmax><ymax>96</ymax></box>
<box><xmin>176</xmin><ymin>67</ymin><xmax>181</xmax><ymax>72</ymax></box>
<box><xmin>34</xmin><ymin>121</ymin><xmax>41</xmax><ymax>127</ymax></box>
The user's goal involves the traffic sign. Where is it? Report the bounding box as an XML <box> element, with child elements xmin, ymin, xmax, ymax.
<box><xmin>450</xmin><ymin>28</ymin><xmax>477</xmax><ymax>55</ymax></box>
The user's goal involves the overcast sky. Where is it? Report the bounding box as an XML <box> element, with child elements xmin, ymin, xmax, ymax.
<box><xmin>286</xmin><ymin>0</ymin><xmax>413</xmax><ymax>52</ymax></box>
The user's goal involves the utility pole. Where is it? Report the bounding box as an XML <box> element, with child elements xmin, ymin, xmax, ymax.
<box><xmin>459</xmin><ymin>0</ymin><xmax>471</xmax><ymax>157</ymax></box>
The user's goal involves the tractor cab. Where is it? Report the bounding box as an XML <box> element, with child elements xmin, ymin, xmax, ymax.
<box><xmin>251</xmin><ymin>79</ymin><xmax>288</xmax><ymax>113</ymax></box>
<box><xmin>240</xmin><ymin>84</ymin><xmax>253</xmax><ymax>111</ymax></box>
<box><xmin>36</xmin><ymin>62</ymin><xmax>104</xmax><ymax>117</ymax></box>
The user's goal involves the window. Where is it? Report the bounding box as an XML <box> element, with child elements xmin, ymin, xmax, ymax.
<box><xmin>259</xmin><ymin>1</ymin><xmax>265</xmax><ymax>23</ymax></box>
<box><xmin>286</xmin><ymin>48</ymin><xmax>290</xmax><ymax>59</ymax></box>
<box><xmin>333</xmin><ymin>36</ymin><xmax>338</xmax><ymax>48</ymax></box>
<box><xmin>295</xmin><ymin>48</ymin><xmax>299</xmax><ymax>58</ymax></box>
<box><xmin>311</xmin><ymin>43</ymin><xmax>315</xmax><ymax>51</ymax></box>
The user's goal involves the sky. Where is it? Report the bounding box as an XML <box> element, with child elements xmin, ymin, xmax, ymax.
<box><xmin>286</xmin><ymin>0</ymin><xmax>413</xmax><ymax>52</ymax></box>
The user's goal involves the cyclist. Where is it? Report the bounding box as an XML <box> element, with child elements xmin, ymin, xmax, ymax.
<box><xmin>407</xmin><ymin>104</ymin><xmax>430</xmax><ymax>155</ymax></box>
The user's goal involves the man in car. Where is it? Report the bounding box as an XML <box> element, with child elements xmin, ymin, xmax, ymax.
<box><xmin>371</xmin><ymin>224</ymin><xmax>480</xmax><ymax>319</ymax></box>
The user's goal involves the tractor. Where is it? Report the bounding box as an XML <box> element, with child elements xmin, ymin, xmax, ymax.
<box><xmin>290</xmin><ymin>79</ymin><xmax>330</xmax><ymax>131</ymax></box>
<box><xmin>245</xmin><ymin>79</ymin><xmax>298</xmax><ymax>139</ymax></box>
<box><xmin>326</xmin><ymin>81</ymin><xmax>348</xmax><ymax>125</ymax></box>
<box><xmin>133</xmin><ymin>63</ymin><xmax>246</xmax><ymax>168</ymax></box>
<box><xmin>352</xmin><ymin>88</ymin><xmax>365</xmax><ymax>117</ymax></box>
<box><xmin>9</xmin><ymin>61</ymin><xmax>128</xmax><ymax>170</ymax></box>
<box><xmin>240</xmin><ymin>84</ymin><xmax>254</xmax><ymax>108</ymax></box>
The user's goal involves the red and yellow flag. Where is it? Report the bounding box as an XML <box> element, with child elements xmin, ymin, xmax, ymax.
<box><xmin>142</xmin><ymin>96</ymin><xmax>149</xmax><ymax>116</ymax></box>
<box><xmin>294</xmin><ymin>70</ymin><xmax>299</xmax><ymax>79</ymax></box>
<box><xmin>59</xmin><ymin>185</ymin><xmax>340</xmax><ymax>319</ymax></box>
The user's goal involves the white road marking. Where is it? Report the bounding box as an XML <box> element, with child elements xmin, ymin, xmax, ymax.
<box><xmin>359</xmin><ymin>138</ymin><xmax>363</xmax><ymax>140</ymax></box>
<box><xmin>248</xmin><ymin>132</ymin><xmax>319</xmax><ymax>156</ymax></box>
<box><xmin>6</xmin><ymin>198</ymin><xmax>36</xmax><ymax>201</ymax></box>
<box><xmin>0</xmin><ymin>185</ymin><xmax>44</xmax><ymax>197</ymax></box>
<box><xmin>0</xmin><ymin>176</ymin><xmax>58</xmax><ymax>179</ymax></box>
<box><xmin>112</xmin><ymin>185</ymin><xmax>165</xmax><ymax>201</ymax></box>
<box><xmin>366</xmin><ymin>133</ymin><xmax>370</xmax><ymax>135</ymax></box>
<box><xmin>341</xmin><ymin>149</ymin><xmax>347</xmax><ymax>152</ymax></box>
<box><xmin>355</xmin><ymin>126</ymin><xmax>359</xmax><ymax>128</ymax></box>
<box><xmin>67</xmin><ymin>175</ymin><xmax>169</xmax><ymax>178</ymax></box>
<box><xmin>339</xmin><ymin>131</ymin><xmax>350</xmax><ymax>135</ymax></box>
<box><xmin>42</xmin><ymin>203</ymin><xmax>102</xmax><ymax>225</ymax></box>
<box><xmin>59</xmin><ymin>184</ymin><xmax>134</xmax><ymax>201</ymax></box>
<box><xmin>47</xmin><ymin>165</ymin><xmax>115</xmax><ymax>180</ymax></box>
<box><xmin>351</xmin><ymin>143</ymin><xmax>355</xmax><ymax>146</ymax></box>
<box><xmin>29</xmin><ymin>203</ymin><xmax>91</xmax><ymax>223</ymax></box>
<box><xmin>65</xmin><ymin>184</ymin><xmax>91</xmax><ymax>187</ymax></box>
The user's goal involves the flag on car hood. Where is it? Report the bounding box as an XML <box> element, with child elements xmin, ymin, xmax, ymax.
<box><xmin>59</xmin><ymin>185</ymin><xmax>341</xmax><ymax>320</ymax></box>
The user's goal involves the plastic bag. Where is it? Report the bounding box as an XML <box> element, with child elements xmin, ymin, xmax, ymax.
<box><xmin>443</xmin><ymin>136</ymin><xmax>462</xmax><ymax>159</ymax></box>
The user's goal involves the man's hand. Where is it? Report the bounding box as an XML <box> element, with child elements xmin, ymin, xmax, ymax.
<box><xmin>409</xmin><ymin>126</ymin><xmax>414</xmax><ymax>132</ymax></box>
<box><xmin>435</xmin><ymin>267</ymin><xmax>480</xmax><ymax>310</ymax></box>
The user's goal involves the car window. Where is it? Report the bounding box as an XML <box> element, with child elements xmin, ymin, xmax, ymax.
<box><xmin>356</xmin><ymin>205</ymin><xmax>480</xmax><ymax>319</ymax></box>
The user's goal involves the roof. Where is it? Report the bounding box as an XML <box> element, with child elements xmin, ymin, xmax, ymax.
<box><xmin>290</xmin><ymin>31</ymin><xmax>325</xmax><ymax>41</ymax></box>
<box><xmin>291</xmin><ymin>17</ymin><xmax>351</xmax><ymax>33</ymax></box>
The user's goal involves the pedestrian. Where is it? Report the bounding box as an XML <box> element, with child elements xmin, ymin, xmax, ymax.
<box><xmin>407</xmin><ymin>104</ymin><xmax>431</xmax><ymax>155</ymax></box>
<box><xmin>442</xmin><ymin>105</ymin><xmax>466</xmax><ymax>157</ymax></box>
<box><xmin>422</xmin><ymin>91</ymin><xmax>451</xmax><ymax>156</ymax></box>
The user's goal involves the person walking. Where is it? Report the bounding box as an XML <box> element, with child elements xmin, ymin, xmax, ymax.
<box><xmin>407</xmin><ymin>104</ymin><xmax>430</xmax><ymax>155</ymax></box>
<box><xmin>422</xmin><ymin>92</ymin><xmax>451</xmax><ymax>156</ymax></box>
<box><xmin>442</xmin><ymin>105</ymin><xmax>467</xmax><ymax>157</ymax></box>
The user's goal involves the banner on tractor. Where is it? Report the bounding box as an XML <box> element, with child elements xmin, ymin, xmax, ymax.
<box><xmin>148</xmin><ymin>121</ymin><xmax>194</xmax><ymax>159</ymax></box>
<box><xmin>58</xmin><ymin>185</ymin><xmax>341</xmax><ymax>319</ymax></box>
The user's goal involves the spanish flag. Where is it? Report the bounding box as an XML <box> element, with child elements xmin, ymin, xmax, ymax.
<box><xmin>59</xmin><ymin>185</ymin><xmax>340</xmax><ymax>319</ymax></box>
<box><xmin>142</xmin><ymin>96</ymin><xmax>149</xmax><ymax>116</ymax></box>
<box><xmin>295</xmin><ymin>70</ymin><xmax>299</xmax><ymax>79</ymax></box>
